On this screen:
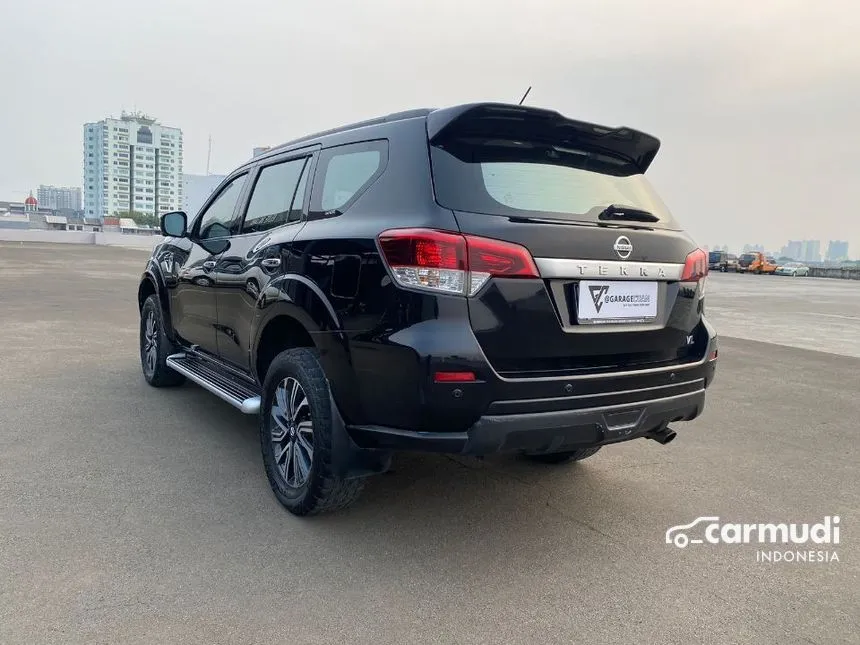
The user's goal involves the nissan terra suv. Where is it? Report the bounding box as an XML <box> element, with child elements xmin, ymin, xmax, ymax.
<box><xmin>138</xmin><ymin>103</ymin><xmax>718</xmax><ymax>515</ymax></box>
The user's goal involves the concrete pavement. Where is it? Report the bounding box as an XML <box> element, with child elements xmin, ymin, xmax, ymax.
<box><xmin>706</xmin><ymin>272</ymin><xmax>860</xmax><ymax>358</ymax></box>
<box><xmin>0</xmin><ymin>243</ymin><xmax>857</xmax><ymax>644</ymax></box>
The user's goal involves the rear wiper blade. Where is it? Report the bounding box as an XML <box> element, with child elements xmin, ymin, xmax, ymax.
<box><xmin>597</xmin><ymin>204</ymin><xmax>659</xmax><ymax>223</ymax></box>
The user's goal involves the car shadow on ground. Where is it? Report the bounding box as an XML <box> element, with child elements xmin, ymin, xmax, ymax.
<box><xmin>140</xmin><ymin>376</ymin><xmax>633</xmax><ymax>557</ymax></box>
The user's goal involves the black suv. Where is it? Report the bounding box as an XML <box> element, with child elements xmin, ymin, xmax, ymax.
<box><xmin>138</xmin><ymin>103</ymin><xmax>718</xmax><ymax>515</ymax></box>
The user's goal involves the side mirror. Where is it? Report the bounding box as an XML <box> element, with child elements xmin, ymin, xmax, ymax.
<box><xmin>161</xmin><ymin>211</ymin><xmax>188</xmax><ymax>238</ymax></box>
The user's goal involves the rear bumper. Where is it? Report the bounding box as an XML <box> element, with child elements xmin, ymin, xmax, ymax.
<box><xmin>332</xmin><ymin>290</ymin><xmax>717</xmax><ymax>451</ymax></box>
<box><xmin>348</xmin><ymin>384</ymin><xmax>708</xmax><ymax>456</ymax></box>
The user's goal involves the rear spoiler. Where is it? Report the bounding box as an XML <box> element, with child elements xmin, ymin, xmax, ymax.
<box><xmin>426</xmin><ymin>103</ymin><xmax>661</xmax><ymax>173</ymax></box>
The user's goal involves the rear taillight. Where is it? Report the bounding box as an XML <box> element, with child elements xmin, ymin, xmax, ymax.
<box><xmin>378</xmin><ymin>228</ymin><xmax>538</xmax><ymax>296</ymax></box>
<box><xmin>681</xmin><ymin>248</ymin><xmax>708</xmax><ymax>282</ymax></box>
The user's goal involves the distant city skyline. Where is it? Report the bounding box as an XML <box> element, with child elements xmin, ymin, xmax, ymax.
<box><xmin>709</xmin><ymin>238</ymin><xmax>852</xmax><ymax>262</ymax></box>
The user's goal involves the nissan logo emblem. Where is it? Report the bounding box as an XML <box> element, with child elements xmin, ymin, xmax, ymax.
<box><xmin>613</xmin><ymin>236</ymin><xmax>633</xmax><ymax>259</ymax></box>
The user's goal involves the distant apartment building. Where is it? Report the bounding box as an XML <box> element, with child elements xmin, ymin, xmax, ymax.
<box><xmin>182</xmin><ymin>173</ymin><xmax>226</xmax><ymax>217</ymax></box>
<box><xmin>825</xmin><ymin>240</ymin><xmax>849</xmax><ymax>262</ymax></box>
<box><xmin>799</xmin><ymin>240</ymin><xmax>821</xmax><ymax>263</ymax></box>
<box><xmin>37</xmin><ymin>185</ymin><xmax>82</xmax><ymax>211</ymax></box>
<box><xmin>782</xmin><ymin>241</ymin><xmax>801</xmax><ymax>260</ymax></box>
<box><xmin>742</xmin><ymin>244</ymin><xmax>764</xmax><ymax>253</ymax></box>
<box><xmin>83</xmin><ymin>111</ymin><xmax>183</xmax><ymax>219</ymax></box>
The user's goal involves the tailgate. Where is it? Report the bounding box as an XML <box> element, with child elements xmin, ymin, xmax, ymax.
<box><xmin>454</xmin><ymin>211</ymin><xmax>707</xmax><ymax>377</ymax></box>
<box><xmin>427</xmin><ymin>103</ymin><xmax>708</xmax><ymax>377</ymax></box>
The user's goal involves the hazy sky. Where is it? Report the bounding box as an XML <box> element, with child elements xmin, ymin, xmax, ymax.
<box><xmin>3</xmin><ymin>0</ymin><xmax>859</xmax><ymax>256</ymax></box>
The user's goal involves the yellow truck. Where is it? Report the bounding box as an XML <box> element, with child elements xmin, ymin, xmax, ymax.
<box><xmin>737</xmin><ymin>252</ymin><xmax>777</xmax><ymax>274</ymax></box>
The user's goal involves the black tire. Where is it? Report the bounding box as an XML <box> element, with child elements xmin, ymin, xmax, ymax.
<box><xmin>260</xmin><ymin>348</ymin><xmax>364</xmax><ymax>516</ymax></box>
<box><xmin>525</xmin><ymin>446</ymin><xmax>602</xmax><ymax>464</ymax></box>
<box><xmin>140</xmin><ymin>294</ymin><xmax>185</xmax><ymax>387</ymax></box>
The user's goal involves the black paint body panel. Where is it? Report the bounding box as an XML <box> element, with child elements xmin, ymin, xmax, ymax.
<box><xmin>137</xmin><ymin>102</ymin><xmax>718</xmax><ymax>455</ymax></box>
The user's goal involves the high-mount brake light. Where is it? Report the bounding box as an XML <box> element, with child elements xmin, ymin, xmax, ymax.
<box><xmin>681</xmin><ymin>248</ymin><xmax>708</xmax><ymax>282</ymax></box>
<box><xmin>378</xmin><ymin>228</ymin><xmax>538</xmax><ymax>296</ymax></box>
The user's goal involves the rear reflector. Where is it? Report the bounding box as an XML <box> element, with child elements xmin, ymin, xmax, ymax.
<box><xmin>378</xmin><ymin>228</ymin><xmax>538</xmax><ymax>296</ymax></box>
<box><xmin>708</xmin><ymin>349</ymin><xmax>718</xmax><ymax>361</ymax></box>
<box><xmin>433</xmin><ymin>371</ymin><xmax>477</xmax><ymax>383</ymax></box>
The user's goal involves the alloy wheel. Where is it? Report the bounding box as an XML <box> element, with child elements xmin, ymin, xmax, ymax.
<box><xmin>270</xmin><ymin>377</ymin><xmax>314</xmax><ymax>488</ymax></box>
<box><xmin>143</xmin><ymin>311</ymin><xmax>158</xmax><ymax>375</ymax></box>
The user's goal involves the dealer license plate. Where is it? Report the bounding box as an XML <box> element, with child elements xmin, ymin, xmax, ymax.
<box><xmin>576</xmin><ymin>280</ymin><xmax>658</xmax><ymax>324</ymax></box>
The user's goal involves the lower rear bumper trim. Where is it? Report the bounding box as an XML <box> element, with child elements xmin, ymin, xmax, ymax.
<box><xmin>349</xmin><ymin>389</ymin><xmax>706</xmax><ymax>456</ymax></box>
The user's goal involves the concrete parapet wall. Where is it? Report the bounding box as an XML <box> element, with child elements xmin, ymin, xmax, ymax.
<box><xmin>0</xmin><ymin>229</ymin><xmax>162</xmax><ymax>250</ymax></box>
<box><xmin>808</xmin><ymin>267</ymin><xmax>860</xmax><ymax>280</ymax></box>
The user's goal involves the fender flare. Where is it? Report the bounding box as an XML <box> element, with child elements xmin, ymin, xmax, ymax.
<box><xmin>250</xmin><ymin>273</ymin><xmax>344</xmax><ymax>352</ymax></box>
<box><xmin>138</xmin><ymin>259</ymin><xmax>177</xmax><ymax>342</ymax></box>
<box><xmin>250</xmin><ymin>274</ymin><xmax>363</xmax><ymax>422</ymax></box>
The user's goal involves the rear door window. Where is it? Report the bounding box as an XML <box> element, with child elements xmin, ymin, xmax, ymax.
<box><xmin>240</xmin><ymin>157</ymin><xmax>309</xmax><ymax>234</ymax></box>
<box><xmin>310</xmin><ymin>140</ymin><xmax>388</xmax><ymax>215</ymax></box>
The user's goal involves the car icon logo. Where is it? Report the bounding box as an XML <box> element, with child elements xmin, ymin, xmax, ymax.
<box><xmin>665</xmin><ymin>516</ymin><xmax>721</xmax><ymax>548</ymax></box>
<box><xmin>613</xmin><ymin>236</ymin><xmax>633</xmax><ymax>259</ymax></box>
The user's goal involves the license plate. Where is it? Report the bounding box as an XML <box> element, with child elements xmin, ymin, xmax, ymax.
<box><xmin>576</xmin><ymin>280</ymin><xmax>658</xmax><ymax>324</ymax></box>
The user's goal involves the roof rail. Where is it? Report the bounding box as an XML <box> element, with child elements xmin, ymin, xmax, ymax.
<box><xmin>266</xmin><ymin>108</ymin><xmax>432</xmax><ymax>155</ymax></box>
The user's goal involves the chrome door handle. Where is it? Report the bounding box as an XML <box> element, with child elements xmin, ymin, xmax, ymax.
<box><xmin>261</xmin><ymin>258</ymin><xmax>281</xmax><ymax>269</ymax></box>
<box><xmin>202</xmin><ymin>260</ymin><xmax>217</xmax><ymax>271</ymax></box>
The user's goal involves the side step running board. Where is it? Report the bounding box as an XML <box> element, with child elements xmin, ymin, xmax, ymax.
<box><xmin>166</xmin><ymin>353</ymin><xmax>261</xmax><ymax>414</ymax></box>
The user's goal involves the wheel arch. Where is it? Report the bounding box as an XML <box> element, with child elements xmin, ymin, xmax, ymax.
<box><xmin>253</xmin><ymin>312</ymin><xmax>316</xmax><ymax>386</ymax></box>
<box><xmin>138</xmin><ymin>264</ymin><xmax>176</xmax><ymax>342</ymax></box>
<box><xmin>137</xmin><ymin>275</ymin><xmax>157</xmax><ymax>310</ymax></box>
<box><xmin>251</xmin><ymin>275</ymin><xmax>360</xmax><ymax>422</ymax></box>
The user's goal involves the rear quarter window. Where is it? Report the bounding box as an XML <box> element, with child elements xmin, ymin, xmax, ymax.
<box><xmin>310</xmin><ymin>140</ymin><xmax>388</xmax><ymax>215</ymax></box>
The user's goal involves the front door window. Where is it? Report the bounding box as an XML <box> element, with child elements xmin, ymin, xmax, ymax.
<box><xmin>197</xmin><ymin>174</ymin><xmax>248</xmax><ymax>239</ymax></box>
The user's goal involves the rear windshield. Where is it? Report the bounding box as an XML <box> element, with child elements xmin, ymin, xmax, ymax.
<box><xmin>740</xmin><ymin>254</ymin><xmax>756</xmax><ymax>262</ymax></box>
<box><xmin>709</xmin><ymin>251</ymin><xmax>724</xmax><ymax>262</ymax></box>
<box><xmin>429</xmin><ymin>137</ymin><xmax>681</xmax><ymax>229</ymax></box>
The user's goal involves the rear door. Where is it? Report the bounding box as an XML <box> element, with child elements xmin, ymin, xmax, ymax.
<box><xmin>427</xmin><ymin>105</ymin><xmax>707</xmax><ymax>377</ymax></box>
<box><xmin>212</xmin><ymin>150</ymin><xmax>315</xmax><ymax>371</ymax></box>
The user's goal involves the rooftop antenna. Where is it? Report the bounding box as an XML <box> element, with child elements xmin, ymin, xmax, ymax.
<box><xmin>518</xmin><ymin>86</ymin><xmax>532</xmax><ymax>105</ymax></box>
<box><xmin>206</xmin><ymin>135</ymin><xmax>212</xmax><ymax>175</ymax></box>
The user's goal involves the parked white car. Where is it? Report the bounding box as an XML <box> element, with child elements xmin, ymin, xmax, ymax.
<box><xmin>775</xmin><ymin>262</ymin><xmax>810</xmax><ymax>276</ymax></box>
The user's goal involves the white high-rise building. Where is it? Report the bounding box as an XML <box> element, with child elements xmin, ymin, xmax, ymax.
<box><xmin>83</xmin><ymin>112</ymin><xmax>183</xmax><ymax>219</ymax></box>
